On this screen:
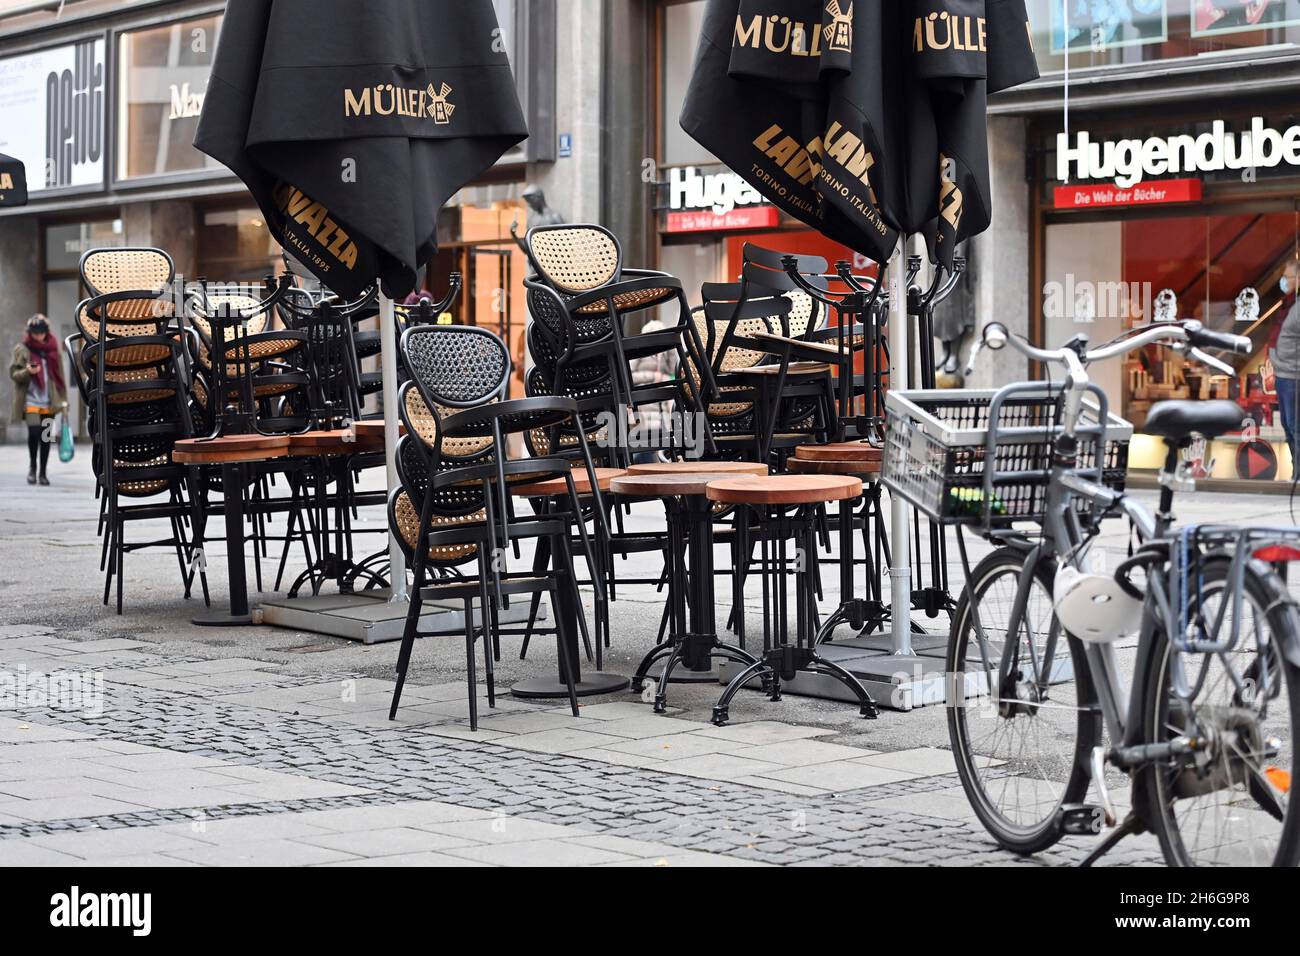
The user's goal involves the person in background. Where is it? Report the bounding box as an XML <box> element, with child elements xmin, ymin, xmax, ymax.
<box><xmin>1269</xmin><ymin>259</ymin><xmax>1300</xmax><ymax>463</ymax></box>
<box><xmin>9</xmin><ymin>314</ymin><xmax>67</xmax><ymax>486</ymax></box>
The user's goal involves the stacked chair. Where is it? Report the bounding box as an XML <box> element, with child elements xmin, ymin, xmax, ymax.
<box><xmin>522</xmin><ymin>223</ymin><xmax>717</xmax><ymax>464</ymax></box>
<box><xmin>69</xmin><ymin>247</ymin><xmax>207</xmax><ymax>614</ymax></box>
<box><xmin>388</xmin><ymin>323</ymin><xmax>611</xmax><ymax>729</ymax></box>
<box><xmin>691</xmin><ymin>278</ymin><xmax>837</xmax><ymax>465</ymax></box>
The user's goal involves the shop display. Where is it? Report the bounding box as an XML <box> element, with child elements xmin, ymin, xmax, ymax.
<box><xmin>1193</xmin><ymin>0</ymin><xmax>1300</xmax><ymax>36</ymax></box>
<box><xmin>1050</xmin><ymin>0</ymin><xmax>1168</xmax><ymax>53</ymax></box>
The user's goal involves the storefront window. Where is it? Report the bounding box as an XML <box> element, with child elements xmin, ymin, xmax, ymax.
<box><xmin>661</xmin><ymin>0</ymin><xmax>713</xmax><ymax>167</ymax></box>
<box><xmin>1028</xmin><ymin>0</ymin><xmax>1300</xmax><ymax>73</ymax></box>
<box><xmin>116</xmin><ymin>14</ymin><xmax>224</xmax><ymax>181</ymax></box>
<box><xmin>1044</xmin><ymin>209</ymin><xmax>1300</xmax><ymax>480</ymax></box>
<box><xmin>196</xmin><ymin>205</ymin><xmax>282</xmax><ymax>282</ymax></box>
<box><xmin>43</xmin><ymin>218</ymin><xmax>124</xmax><ymax>270</ymax></box>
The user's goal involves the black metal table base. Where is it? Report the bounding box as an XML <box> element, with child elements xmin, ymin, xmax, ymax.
<box><xmin>712</xmin><ymin>645</ymin><xmax>879</xmax><ymax>725</ymax></box>
<box><xmin>193</xmin><ymin>461</ymin><xmax>254</xmax><ymax>626</ymax></box>
<box><xmin>192</xmin><ymin>610</ymin><xmax>255</xmax><ymax>628</ymax></box>
<box><xmin>511</xmin><ymin>673</ymin><xmax>629</xmax><ymax>699</ymax></box>
<box><xmin>631</xmin><ymin>633</ymin><xmax>756</xmax><ymax>714</ymax></box>
<box><xmin>713</xmin><ymin>503</ymin><xmax>879</xmax><ymax>725</ymax></box>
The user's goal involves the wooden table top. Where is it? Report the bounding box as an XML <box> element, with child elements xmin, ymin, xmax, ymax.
<box><xmin>705</xmin><ymin>474</ymin><xmax>863</xmax><ymax>506</ymax></box>
<box><xmin>611</xmin><ymin>472</ymin><xmax>751</xmax><ymax>498</ymax></box>
<box><xmin>626</xmin><ymin>460</ymin><xmax>767</xmax><ymax>477</ymax></box>
<box><xmin>787</xmin><ymin>456</ymin><xmax>882</xmax><ymax>477</ymax></box>
<box><xmin>352</xmin><ymin>420</ymin><xmax>402</xmax><ymax>440</ymax></box>
<box><xmin>513</xmin><ymin>467</ymin><xmax>626</xmax><ymax>498</ymax></box>
<box><xmin>795</xmin><ymin>441</ymin><xmax>883</xmax><ymax>463</ymax></box>
<box><xmin>287</xmin><ymin>429</ymin><xmax>385</xmax><ymax>454</ymax></box>
<box><xmin>173</xmin><ymin>434</ymin><xmax>292</xmax><ymax>465</ymax></box>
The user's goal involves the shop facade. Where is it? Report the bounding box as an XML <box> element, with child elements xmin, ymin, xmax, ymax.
<box><xmin>0</xmin><ymin>0</ymin><xmax>574</xmax><ymax>436</ymax></box>
<box><xmin>969</xmin><ymin>3</ymin><xmax>1300</xmax><ymax>486</ymax></box>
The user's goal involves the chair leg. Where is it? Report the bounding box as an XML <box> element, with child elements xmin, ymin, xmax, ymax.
<box><xmin>464</xmin><ymin>598</ymin><xmax>479</xmax><ymax>731</ymax></box>
<box><xmin>115</xmin><ymin>518</ymin><xmax>125</xmax><ymax>616</ymax></box>
<box><xmin>389</xmin><ymin>547</ymin><xmax>425</xmax><ymax>721</ymax></box>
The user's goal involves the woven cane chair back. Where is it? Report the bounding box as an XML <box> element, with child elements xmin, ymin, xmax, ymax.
<box><xmin>522</xmin><ymin>366</ymin><xmax>609</xmax><ymax>457</ymax></box>
<box><xmin>527</xmin><ymin>225</ymin><xmax>621</xmax><ymax>293</ymax></box>
<box><xmin>75</xmin><ymin>301</ymin><xmax>175</xmax><ymax>370</ymax></box>
<box><xmin>525</xmin><ymin>277</ymin><xmax>613</xmax><ymax>347</ymax></box>
<box><xmin>402</xmin><ymin>385</ymin><xmax>495</xmax><ymax>462</ymax></box>
<box><xmin>79</xmin><ymin>247</ymin><xmax>175</xmax><ymax>326</ymax></box>
<box><xmin>391</xmin><ymin>490</ymin><xmax>483</xmax><ymax>565</ymax></box>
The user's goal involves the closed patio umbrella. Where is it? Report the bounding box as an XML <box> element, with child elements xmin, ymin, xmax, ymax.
<box><xmin>680</xmin><ymin>0</ymin><xmax>1038</xmax><ymax>266</ymax></box>
<box><xmin>0</xmin><ymin>153</ymin><xmax>27</xmax><ymax>207</ymax></box>
<box><xmin>195</xmin><ymin>0</ymin><xmax>527</xmax><ymax>599</ymax></box>
<box><xmin>680</xmin><ymin>0</ymin><xmax>1038</xmax><ymax>653</ymax></box>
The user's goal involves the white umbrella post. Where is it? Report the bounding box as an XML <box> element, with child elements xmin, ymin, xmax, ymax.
<box><xmin>887</xmin><ymin>239</ymin><xmax>914</xmax><ymax>657</ymax></box>
<box><xmin>378</xmin><ymin>290</ymin><xmax>408</xmax><ymax>603</ymax></box>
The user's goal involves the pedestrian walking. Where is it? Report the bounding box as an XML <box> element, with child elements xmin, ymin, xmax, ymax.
<box><xmin>9</xmin><ymin>314</ymin><xmax>67</xmax><ymax>486</ymax></box>
<box><xmin>1270</xmin><ymin>260</ymin><xmax>1300</xmax><ymax>464</ymax></box>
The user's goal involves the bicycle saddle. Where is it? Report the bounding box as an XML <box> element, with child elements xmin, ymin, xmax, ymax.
<box><xmin>1141</xmin><ymin>400</ymin><xmax>1244</xmax><ymax>442</ymax></box>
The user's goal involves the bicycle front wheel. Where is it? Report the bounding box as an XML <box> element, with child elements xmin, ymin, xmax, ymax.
<box><xmin>947</xmin><ymin>547</ymin><xmax>1101</xmax><ymax>854</ymax></box>
<box><xmin>1141</xmin><ymin>555</ymin><xmax>1300</xmax><ymax>867</ymax></box>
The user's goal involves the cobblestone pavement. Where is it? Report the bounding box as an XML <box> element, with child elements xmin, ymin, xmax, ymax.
<box><xmin>0</xmin><ymin>627</ymin><xmax>1170</xmax><ymax>866</ymax></box>
<box><xmin>5</xmin><ymin>446</ymin><xmax>1289</xmax><ymax>866</ymax></box>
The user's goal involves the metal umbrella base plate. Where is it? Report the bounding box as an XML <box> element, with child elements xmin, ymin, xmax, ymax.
<box><xmin>192</xmin><ymin>611</ymin><xmax>255</xmax><ymax>628</ymax></box>
<box><xmin>511</xmin><ymin>673</ymin><xmax>630</xmax><ymax>699</ymax></box>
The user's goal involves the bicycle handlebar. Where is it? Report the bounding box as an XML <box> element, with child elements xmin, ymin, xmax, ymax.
<box><xmin>965</xmin><ymin>320</ymin><xmax>1250</xmax><ymax>378</ymax></box>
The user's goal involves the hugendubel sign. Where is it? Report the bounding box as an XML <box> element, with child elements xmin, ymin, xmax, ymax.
<box><xmin>1057</xmin><ymin>117</ymin><xmax>1300</xmax><ymax>188</ymax></box>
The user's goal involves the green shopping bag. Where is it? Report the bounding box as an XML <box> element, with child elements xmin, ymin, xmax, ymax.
<box><xmin>57</xmin><ymin>414</ymin><xmax>75</xmax><ymax>463</ymax></box>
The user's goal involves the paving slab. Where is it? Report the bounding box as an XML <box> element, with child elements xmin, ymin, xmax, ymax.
<box><xmin>755</xmin><ymin>761</ymin><xmax>921</xmax><ymax>792</ymax></box>
<box><xmin>693</xmin><ymin>720</ymin><xmax>837</xmax><ymax>746</ymax></box>
<box><xmin>854</xmin><ymin>748</ymin><xmax>959</xmax><ymax>777</ymax></box>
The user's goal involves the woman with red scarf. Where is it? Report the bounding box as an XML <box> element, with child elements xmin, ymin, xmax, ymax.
<box><xmin>9</xmin><ymin>315</ymin><xmax>67</xmax><ymax>486</ymax></box>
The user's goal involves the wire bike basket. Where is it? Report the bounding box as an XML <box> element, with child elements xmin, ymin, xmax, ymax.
<box><xmin>883</xmin><ymin>384</ymin><xmax>1132</xmax><ymax>530</ymax></box>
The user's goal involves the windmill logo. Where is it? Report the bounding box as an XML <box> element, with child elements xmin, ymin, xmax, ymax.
<box><xmin>824</xmin><ymin>1</ymin><xmax>854</xmax><ymax>53</ymax></box>
<box><xmin>428</xmin><ymin>83</ymin><xmax>455</xmax><ymax>125</ymax></box>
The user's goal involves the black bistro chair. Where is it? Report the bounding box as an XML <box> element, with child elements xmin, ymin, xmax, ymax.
<box><xmin>388</xmin><ymin>324</ymin><xmax>611</xmax><ymax>729</ymax></box>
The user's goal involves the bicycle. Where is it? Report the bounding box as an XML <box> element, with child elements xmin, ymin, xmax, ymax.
<box><xmin>883</xmin><ymin>319</ymin><xmax>1300</xmax><ymax>867</ymax></box>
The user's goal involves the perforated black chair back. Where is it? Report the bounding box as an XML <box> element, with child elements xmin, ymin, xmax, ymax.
<box><xmin>401</xmin><ymin>324</ymin><xmax>511</xmax><ymax>411</ymax></box>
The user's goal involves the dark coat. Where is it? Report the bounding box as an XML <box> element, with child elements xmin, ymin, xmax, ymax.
<box><xmin>10</xmin><ymin>341</ymin><xmax>67</xmax><ymax>425</ymax></box>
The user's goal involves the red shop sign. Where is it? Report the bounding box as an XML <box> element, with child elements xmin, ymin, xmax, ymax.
<box><xmin>665</xmin><ymin>206</ymin><xmax>780</xmax><ymax>234</ymax></box>
<box><xmin>1054</xmin><ymin>178</ymin><xmax>1203</xmax><ymax>210</ymax></box>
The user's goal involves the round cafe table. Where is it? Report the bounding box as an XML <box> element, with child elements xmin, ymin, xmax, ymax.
<box><xmin>173</xmin><ymin>434</ymin><xmax>292</xmax><ymax>626</ymax></box>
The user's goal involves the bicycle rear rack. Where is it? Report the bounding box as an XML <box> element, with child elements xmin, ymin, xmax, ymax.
<box><xmin>1174</xmin><ymin>524</ymin><xmax>1300</xmax><ymax>655</ymax></box>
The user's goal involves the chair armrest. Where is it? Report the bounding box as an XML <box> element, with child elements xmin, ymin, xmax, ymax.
<box><xmin>564</xmin><ymin>274</ymin><xmax>683</xmax><ymax>314</ymax></box>
<box><xmin>437</xmin><ymin>396</ymin><xmax>581</xmax><ymax>441</ymax></box>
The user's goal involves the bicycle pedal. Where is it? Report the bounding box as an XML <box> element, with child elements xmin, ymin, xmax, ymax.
<box><xmin>1057</xmin><ymin>803</ymin><xmax>1106</xmax><ymax>836</ymax></box>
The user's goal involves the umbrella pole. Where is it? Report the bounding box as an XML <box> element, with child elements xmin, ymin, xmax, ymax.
<box><xmin>379</xmin><ymin>291</ymin><xmax>408</xmax><ymax>603</ymax></box>
<box><xmin>887</xmin><ymin>238</ymin><xmax>914</xmax><ymax>656</ymax></box>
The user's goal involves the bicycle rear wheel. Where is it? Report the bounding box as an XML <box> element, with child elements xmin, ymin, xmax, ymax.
<box><xmin>1141</xmin><ymin>555</ymin><xmax>1300</xmax><ymax>867</ymax></box>
<box><xmin>947</xmin><ymin>547</ymin><xmax>1101</xmax><ymax>853</ymax></box>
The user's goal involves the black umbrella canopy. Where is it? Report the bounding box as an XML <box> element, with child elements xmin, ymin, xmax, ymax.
<box><xmin>0</xmin><ymin>153</ymin><xmax>27</xmax><ymax>208</ymax></box>
<box><xmin>195</xmin><ymin>0</ymin><xmax>527</xmax><ymax>299</ymax></box>
<box><xmin>680</xmin><ymin>0</ymin><xmax>1038</xmax><ymax>268</ymax></box>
